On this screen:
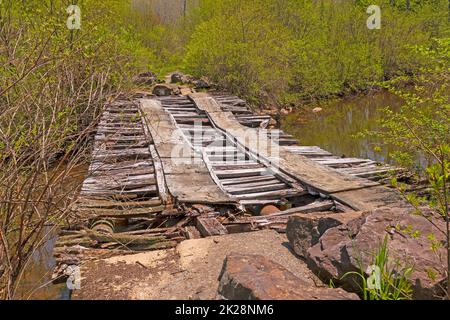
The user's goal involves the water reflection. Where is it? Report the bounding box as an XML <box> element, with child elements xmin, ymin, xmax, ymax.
<box><xmin>281</xmin><ymin>91</ymin><xmax>405</xmax><ymax>164</ymax></box>
<box><xmin>14</xmin><ymin>226</ymin><xmax>70</xmax><ymax>300</ymax></box>
<box><xmin>14</xmin><ymin>164</ymin><xmax>87</xmax><ymax>300</ymax></box>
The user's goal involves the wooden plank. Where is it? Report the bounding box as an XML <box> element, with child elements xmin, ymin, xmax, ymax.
<box><xmin>190</xmin><ymin>93</ymin><xmax>379</xmax><ymax>198</ymax></box>
<box><xmin>139</xmin><ymin>103</ymin><xmax>170</xmax><ymax>204</ymax></box>
<box><xmin>221</xmin><ymin>175</ymin><xmax>278</xmax><ymax>186</ymax></box>
<box><xmin>84</xmin><ymin>174</ymin><xmax>155</xmax><ymax>185</ymax></box>
<box><xmin>226</xmin><ymin>183</ymin><xmax>287</xmax><ymax>195</ymax></box>
<box><xmin>196</xmin><ymin>217</ymin><xmax>228</xmax><ymax>237</ymax></box>
<box><xmin>330</xmin><ymin>185</ymin><xmax>412</xmax><ymax>212</ymax></box>
<box><xmin>223</xmin><ymin>178</ymin><xmax>281</xmax><ymax>188</ymax></box>
<box><xmin>184</xmin><ymin>226</ymin><xmax>202</xmax><ymax>239</ymax></box>
<box><xmin>252</xmin><ymin>200</ymin><xmax>335</xmax><ymax>220</ymax></box>
<box><xmin>316</xmin><ymin>158</ymin><xmax>374</xmax><ymax>166</ymax></box>
<box><xmin>215</xmin><ymin>168</ymin><xmax>269</xmax><ymax>178</ymax></box>
<box><xmin>140</xmin><ymin>98</ymin><xmax>237</xmax><ymax>205</ymax></box>
<box><xmin>76</xmin><ymin>198</ymin><xmax>162</xmax><ymax>209</ymax></box>
<box><xmin>213</xmin><ymin>163</ymin><xmax>264</xmax><ymax>171</ymax></box>
<box><xmin>77</xmin><ymin>205</ymin><xmax>165</xmax><ymax>217</ymax></box>
<box><xmin>236</xmin><ymin>189</ymin><xmax>306</xmax><ymax>200</ymax></box>
<box><xmin>81</xmin><ymin>185</ymin><xmax>157</xmax><ymax>195</ymax></box>
<box><xmin>149</xmin><ymin>145</ymin><xmax>170</xmax><ymax>204</ymax></box>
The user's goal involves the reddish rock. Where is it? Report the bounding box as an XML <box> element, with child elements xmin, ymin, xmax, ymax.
<box><xmin>260</xmin><ymin>205</ymin><xmax>281</xmax><ymax>216</ymax></box>
<box><xmin>286</xmin><ymin>211</ymin><xmax>365</xmax><ymax>258</ymax></box>
<box><xmin>218</xmin><ymin>254</ymin><xmax>358</xmax><ymax>300</ymax></box>
<box><xmin>306</xmin><ymin>208</ymin><xmax>447</xmax><ymax>299</ymax></box>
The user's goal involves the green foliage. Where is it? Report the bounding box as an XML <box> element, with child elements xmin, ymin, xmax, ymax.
<box><xmin>371</xmin><ymin>37</ymin><xmax>449</xmax><ymax>206</ymax></box>
<box><xmin>371</xmin><ymin>37</ymin><xmax>449</xmax><ymax>298</ymax></box>
<box><xmin>183</xmin><ymin>0</ymin><xmax>294</xmax><ymax>104</ymax></box>
<box><xmin>342</xmin><ymin>236</ymin><xmax>414</xmax><ymax>300</ymax></box>
<box><xmin>0</xmin><ymin>0</ymin><xmax>156</xmax><ymax>161</ymax></box>
<box><xmin>179</xmin><ymin>0</ymin><xmax>449</xmax><ymax>105</ymax></box>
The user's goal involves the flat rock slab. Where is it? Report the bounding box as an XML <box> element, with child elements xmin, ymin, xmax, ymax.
<box><xmin>218</xmin><ymin>254</ymin><xmax>358</xmax><ymax>300</ymax></box>
<box><xmin>286</xmin><ymin>211</ymin><xmax>365</xmax><ymax>258</ymax></box>
<box><xmin>73</xmin><ymin>230</ymin><xmax>321</xmax><ymax>300</ymax></box>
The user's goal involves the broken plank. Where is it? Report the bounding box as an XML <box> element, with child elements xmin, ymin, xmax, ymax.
<box><xmin>196</xmin><ymin>217</ymin><xmax>228</xmax><ymax>237</ymax></box>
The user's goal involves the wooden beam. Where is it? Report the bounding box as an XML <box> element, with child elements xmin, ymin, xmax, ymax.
<box><xmin>196</xmin><ymin>217</ymin><xmax>228</xmax><ymax>237</ymax></box>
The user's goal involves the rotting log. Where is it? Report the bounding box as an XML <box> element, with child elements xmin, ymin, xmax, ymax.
<box><xmin>86</xmin><ymin>229</ymin><xmax>168</xmax><ymax>246</ymax></box>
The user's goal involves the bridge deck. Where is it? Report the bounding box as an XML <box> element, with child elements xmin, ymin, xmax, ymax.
<box><xmin>74</xmin><ymin>100</ymin><xmax>165</xmax><ymax>219</ymax></box>
<box><xmin>74</xmin><ymin>93</ymin><xmax>407</xmax><ymax>217</ymax></box>
<box><xmin>140</xmin><ymin>99</ymin><xmax>237</xmax><ymax>205</ymax></box>
<box><xmin>53</xmin><ymin>91</ymin><xmax>415</xmax><ymax>284</ymax></box>
<box><xmin>212</xmin><ymin>93</ymin><xmax>399</xmax><ymax>182</ymax></box>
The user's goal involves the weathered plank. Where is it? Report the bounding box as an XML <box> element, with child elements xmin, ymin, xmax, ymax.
<box><xmin>190</xmin><ymin>93</ymin><xmax>378</xmax><ymax>199</ymax></box>
<box><xmin>140</xmin><ymin>98</ymin><xmax>238</xmax><ymax>205</ymax></box>
<box><xmin>196</xmin><ymin>217</ymin><xmax>228</xmax><ymax>237</ymax></box>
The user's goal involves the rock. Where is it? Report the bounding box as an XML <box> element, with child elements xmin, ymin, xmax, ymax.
<box><xmin>306</xmin><ymin>207</ymin><xmax>447</xmax><ymax>299</ymax></box>
<box><xmin>218</xmin><ymin>254</ymin><xmax>358</xmax><ymax>300</ymax></box>
<box><xmin>259</xmin><ymin>205</ymin><xmax>281</xmax><ymax>216</ymax></box>
<box><xmin>312</xmin><ymin>107</ymin><xmax>323</xmax><ymax>113</ymax></box>
<box><xmin>171</xmin><ymin>72</ymin><xmax>188</xmax><ymax>84</ymax></box>
<box><xmin>133</xmin><ymin>71</ymin><xmax>159</xmax><ymax>86</ymax></box>
<box><xmin>170</xmin><ymin>73</ymin><xmax>212</xmax><ymax>89</ymax></box>
<box><xmin>152</xmin><ymin>84</ymin><xmax>177</xmax><ymax>96</ymax></box>
<box><xmin>193</xmin><ymin>77</ymin><xmax>210</xmax><ymax>89</ymax></box>
<box><xmin>286</xmin><ymin>211</ymin><xmax>365</xmax><ymax>258</ymax></box>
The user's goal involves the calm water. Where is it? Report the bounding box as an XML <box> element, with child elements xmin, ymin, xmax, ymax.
<box><xmin>281</xmin><ymin>91</ymin><xmax>406</xmax><ymax>164</ymax></box>
<box><xmin>14</xmin><ymin>226</ymin><xmax>70</xmax><ymax>300</ymax></box>
<box><xmin>14</xmin><ymin>164</ymin><xmax>87</xmax><ymax>300</ymax></box>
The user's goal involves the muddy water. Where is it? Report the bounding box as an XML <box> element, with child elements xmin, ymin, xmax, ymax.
<box><xmin>13</xmin><ymin>164</ymin><xmax>87</xmax><ymax>300</ymax></box>
<box><xmin>14</xmin><ymin>226</ymin><xmax>69</xmax><ymax>300</ymax></box>
<box><xmin>281</xmin><ymin>91</ymin><xmax>406</xmax><ymax>165</ymax></box>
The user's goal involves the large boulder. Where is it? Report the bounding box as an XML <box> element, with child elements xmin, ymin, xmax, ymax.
<box><xmin>217</xmin><ymin>254</ymin><xmax>358</xmax><ymax>300</ymax></box>
<box><xmin>170</xmin><ymin>72</ymin><xmax>211</xmax><ymax>89</ymax></box>
<box><xmin>152</xmin><ymin>84</ymin><xmax>179</xmax><ymax>96</ymax></box>
<box><xmin>306</xmin><ymin>207</ymin><xmax>447</xmax><ymax>299</ymax></box>
<box><xmin>192</xmin><ymin>77</ymin><xmax>211</xmax><ymax>89</ymax></box>
<box><xmin>171</xmin><ymin>72</ymin><xmax>190</xmax><ymax>84</ymax></box>
<box><xmin>286</xmin><ymin>211</ymin><xmax>365</xmax><ymax>258</ymax></box>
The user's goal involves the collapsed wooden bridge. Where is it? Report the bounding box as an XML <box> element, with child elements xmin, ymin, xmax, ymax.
<box><xmin>53</xmin><ymin>89</ymin><xmax>406</xmax><ymax>279</ymax></box>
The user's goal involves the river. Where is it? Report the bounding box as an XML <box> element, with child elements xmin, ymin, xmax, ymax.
<box><xmin>13</xmin><ymin>165</ymin><xmax>87</xmax><ymax>300</ymax></box>
<box><xmin>281</xmin><ymin>90</ymin><xmax>409</xmax><ymax>165</ymax></box>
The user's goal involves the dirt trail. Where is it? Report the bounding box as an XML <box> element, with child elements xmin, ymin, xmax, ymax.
<box><xmin>73</xmin><ymin>230</ymin><xmax>319</xmax><ymax>300</ymax></box>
